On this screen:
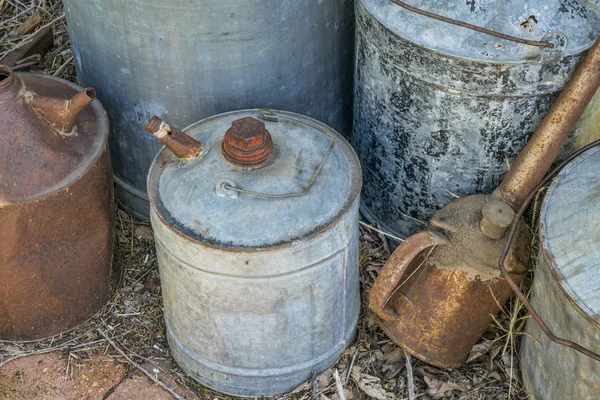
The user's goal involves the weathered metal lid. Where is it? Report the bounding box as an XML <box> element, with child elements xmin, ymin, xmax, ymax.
<box><xmin>148</xmin><ymin>109</ymin><xmax>362</xmax><ymax>249</ymax></box>
<box><xmin>540</xmin><ymin>146</ymin><xmax>600</xmax><ymax>321</ymax></box>
<box><xmin>361</xmin><ymin>0</ymin><xmax>600</xmax><ymax>62</ymax></box>
<box><xmin>0</xmin><ymin>67</ymin><xmax>108</xmax><ymax>206</ymax></box>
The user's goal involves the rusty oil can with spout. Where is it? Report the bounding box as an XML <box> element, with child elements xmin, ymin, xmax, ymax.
<box><xmin>0</xmin><ymin>66</ymin><xmax>116</xmax><ymax>341</ymax></box>
<box><xmin>370</xmin><ymin>35</ymin><xmax>600</xmax><ymax>368</ymax></box>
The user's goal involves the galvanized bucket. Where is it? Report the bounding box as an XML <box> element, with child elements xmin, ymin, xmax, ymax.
<box><xmin>63</xmin><ymin>0</ymin><xmax>355</xmax><ymax>219</ymax></box>
<box><xmin>147</xmin><ymin>109</ymin><xmax>362</xmax><ymax>396</ymax></box>
<box><xmin>521</xmin><ymin>146</ymin><xmax>600</xmax><ymax>400</ymax></box>
<box><xmin>354</xmin><ymin>0</ymin><xmax>600</xmax><ymax>240</ymax></box>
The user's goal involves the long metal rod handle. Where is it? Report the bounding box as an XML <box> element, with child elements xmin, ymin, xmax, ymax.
<box><xmin>499</xmin><ymin>139</ymin><xmax>600</xmax><ymax>363</ymax></box>
<box><xmin>493</xmin><ymin>35</ymin><xmax>600</xmax><ymax>210</ymax></box>
<box><xmin>389</xmin><ymin>0</ymin><xmax>554</xmax><ymax>48</ymax></box>
<box><xmin>217</xmin><ymin>109</ymin><xmax>336</xmax><ymax>199</ymax></box>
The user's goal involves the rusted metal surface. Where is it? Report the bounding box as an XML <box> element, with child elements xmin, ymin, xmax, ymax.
<box><xmin>494</xmin><ymin>36</ymin><xmax>600</xmax><ymax>209</ymax></box>
<box><xmin>0</xmin><ymin>66</ymin><xmax>115</xmax><ymax>341</ymax></box>
<box><xmin>146</xmin><ymin>116</ymin><xmax>203</xmax><ymax>162</ymax></box>
<box><xmin>222</xmin><ymin>117</ymin><xmax>274</xmax><ymax>167</ymax></box>
<box><xmin>147</xmin><ymin>109</ymin><xmax>362</xmax><ymax>396</ymax></box>
<box><xmin>370</xmin><ymin>195</ymin><xmax>530</xmax><ymax>367</ymax></box>
<box><xmin>0</xmin><ymin>26</ymin><xmax>53</xmax><ymax>68</ymax></box>
<box><xmin>521</xmin><ymin>146</ymin><xmax>600</xmax><ymax>399</ymax></box>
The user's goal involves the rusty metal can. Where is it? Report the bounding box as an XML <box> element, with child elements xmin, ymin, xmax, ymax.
<box><xmin>521</xmin><ymin>146</ymin><xmax>600</xmax><ymax>399</ymax></box>
<box><xmin>147</xmin><ymin>109</ymin><xmax>362</xmax><ymax>396</ymax></box>
<box><xmin>0</xmin><ymin>66</ymin><xmax>115</xmax><ymax>341</ymax></box>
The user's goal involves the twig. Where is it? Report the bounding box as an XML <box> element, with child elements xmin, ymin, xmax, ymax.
<box><xmin>345</xmin><ymin>348</ymin><xmax>359</xmax><ymax>385</ymax></box>
<box><xmin>312</xmin><ymin>370</ymin><xmax>318</xmax><ymax>400</ymax></box>
<box><xmin>359</xmin><ymin>221</ymin><xmax>405</xmax><ymax>243</ymax></box>
<box><xmin>403</xmin><ymin>350</ymin><xmax>416</xmax><ymax>400</ymax></box>
<box><xmin>334</xmin><ymin>369</ymin><xmax>347</xmax><ymax>400</ymax></box>
<box><xmin>97</xmin><ymin>329</ymin><xmax>185</xmax><ymax>400</ymax></box>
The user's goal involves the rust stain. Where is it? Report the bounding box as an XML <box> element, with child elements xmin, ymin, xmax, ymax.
<box><xmin>222</xmin><ymin>116</ymin><xmax>274</xmax><ymax>168</ymax></box>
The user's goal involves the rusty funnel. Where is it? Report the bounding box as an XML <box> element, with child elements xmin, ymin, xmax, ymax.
<box><xmin>370</xmin><ymin>36</ymin><xmax>600</xmax><ymax>368</ymax></box>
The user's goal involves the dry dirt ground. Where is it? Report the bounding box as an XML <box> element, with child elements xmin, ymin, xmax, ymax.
<box><xmin>0</xmin><ymin>2</ymin><xmax>535</xmax><ymax>399</ymax></box>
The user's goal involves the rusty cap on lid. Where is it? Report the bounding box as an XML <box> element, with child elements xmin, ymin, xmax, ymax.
<box><xmin>222</xmin><ymin>117</ymin><xmax>274</xmax><ymax>167</ymax></box>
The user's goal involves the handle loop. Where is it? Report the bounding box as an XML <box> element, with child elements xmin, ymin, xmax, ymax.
<box><xmin>215</xmin><ymin>109</ymin><xmax>335</xmax><ymax>200</ymax></box>
<box><xmin>389</xmin><ymin>0</ymin><xmax>554</xmax><ymax>49</ymax></box>
<box><xmin>369</xmin><ymin>231</ymin><xmax>449</xmax><ymax>321</ymax></box>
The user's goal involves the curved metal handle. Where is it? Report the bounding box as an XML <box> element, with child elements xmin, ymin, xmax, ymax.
<box><xmin>389</xmin><ymin>0</ymin><xmax>553</xmax><ymax>49</ymax></box>
<box><xmin>215</xmin><ymin>109</ymin><xmax>336</xmax><ymax>199</ymax></box>
<box><xmin>370</xmin><ymin>231</ymin><xmax>449</xmax><ymax>321</ymax></box>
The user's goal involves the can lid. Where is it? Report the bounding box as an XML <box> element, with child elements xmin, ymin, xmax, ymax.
<box><xmin>0</xmin><ymin>70</ymin><xmax>107</xmax><ymax>206</ymax></box>
<box><xmin>540</xmin><ymin>146</ymin><xmax>600</xmax><ymax>320</ymax></box>
<box><xmin>148</xmin><ymin>110</ymin><xmax>362</xmax><ymax>249</ymax></box>
<box><xmin>361</xmin><ymin>0</ymin><xmax>600</xmax><ymax>62</ymax></box>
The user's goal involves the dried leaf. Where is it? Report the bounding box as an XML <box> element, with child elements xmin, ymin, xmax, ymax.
<box><xmin>466</xmin><ymin>341</ymin><xmax>494</xmax><ymax>363</ymax></box>
<box><xmin>350</xmin><ymin>367</ymin><xmax>395</xmax><ymax>400</ymax></box>
<box><xmin>424</xmin><ymin>375</ymin><xmax>468</xmax><ymax>398</ymax></box>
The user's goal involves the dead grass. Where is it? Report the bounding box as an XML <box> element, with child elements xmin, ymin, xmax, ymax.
<box><xmin>0</xmin><ymin>1</ymin><xmax>542</xmax><ymax>398</ymax></box>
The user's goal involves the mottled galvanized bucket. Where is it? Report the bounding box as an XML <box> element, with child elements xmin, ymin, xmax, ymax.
<box><xmin>521</xmin><ymin>146</ymin><xmax>600</xmax><ymax>399</ymax></box>
<box><xmin>354</xmin><ymin>0</ymin><xmax>600</xmax><ymax>240</ymax></box>
<box><xmin>63</xmin><ymin>0</ymin><xmax>355</xmax><ymax>219</ymax></box>
<box><xmin>148</xmin><ymin>110</ymin><xmax>362</xmax><ymax>396</ymax></box>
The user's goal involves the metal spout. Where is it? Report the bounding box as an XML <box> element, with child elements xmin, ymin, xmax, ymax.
<box><xmin>493</xmin><ymin>36</ymin><xmax>600</xmax><ymax>210</ymax></box>
<box><xmin>146</xmin><ymin>116</ymin><xmax>203</xmax><ymax>161</ymax></box>
<box><xmin>27</xmin><ymin>87</ymin><xmax>96</xmax><ymax>134</ymax></box>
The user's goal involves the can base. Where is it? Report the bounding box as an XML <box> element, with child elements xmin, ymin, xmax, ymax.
<box><xmin>114</xmin><ymin>176</ymin><xmax>150</xmax><ymax>220</ymax></box>
<box><xmin>166</xmin><ymin>321</ymin><xmax>357</xmax><ymax>397</ymax></box>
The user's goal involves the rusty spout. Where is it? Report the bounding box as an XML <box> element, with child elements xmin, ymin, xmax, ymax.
<box><xmin>493</xmin><ymin>36</ymin><xmax>600</xmax><ymax>210</ymax></box>
<box><xmin>146</xmin><ymin>116</ymin><xmax>203</xmax><ymax>161</ymax></box>
<box><xmin>27</xmin><ymin>87</ymin><xmax>96</xmax><ymax>134</ymax></box>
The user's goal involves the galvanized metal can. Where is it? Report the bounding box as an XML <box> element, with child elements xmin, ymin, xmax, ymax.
<box><xmin>0</xmin><ymin>66</ymin><xmax>115</xmax><ymax>341</ymax></box>
<box><xmin>63</xmin><ymin>0</ymin><xmax>355</xmax><ymax>219</ymax></box>
<box><xmin>354</xmin><ymin>0</ymin><xmax>600</xmax><ymax>240</ymax></box>
<box><xmin>521</xmin><ymin>146</ymin><xmax>600</xmax><ymax>400</ymax></box>
<box><xmin>148</xmin><ymin>109</ymin><xmax>362</xmax><ymax>396</ymax></box>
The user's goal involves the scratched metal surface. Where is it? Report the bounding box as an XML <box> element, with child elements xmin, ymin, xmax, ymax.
<box><xmin>521</xmin><ymin>146</ymin><xmax>600</xmax><ymax>400</ymax></box>
<box><xmin>63</xmin><ymin>0</ymin><xmax>355</xmax><ymax>219</ymax></box>
<box><xmin>354</xmin><ymin>0</ymin><xmax>600</xmax><ymax>239</ymax></box>
<box><xmin>148</xmin><ymin>110</ymin><xmax>362</xmax><ymax>396</ymax></box>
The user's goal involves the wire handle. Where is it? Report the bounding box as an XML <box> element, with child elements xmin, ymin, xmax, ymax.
<box><xmin>499</xmin><ymin>139</ymin><xmax>600</xmax><ymax>362</ymax></box>
<box><xmin>390</xmin><ymin>0</ymin><xmax>554</xmax><ymax>49</ymax></box>
<box><xmin>215</xmin><ymin>109</ymin><xmax>336</xmax><ymax>200</ymax></box>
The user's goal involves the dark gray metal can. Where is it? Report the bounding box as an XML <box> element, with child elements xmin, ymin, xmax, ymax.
<box><xmin>63</xmin><ymin>0</ymin><xmax>355</xmax><ymax>219</ymax></box>
<box><xmin>354</xmin><ymin>0</ymin><xmax>600</xmax><ymax>239</ymax></box>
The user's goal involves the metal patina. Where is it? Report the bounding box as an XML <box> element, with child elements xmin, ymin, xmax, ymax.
<box><xmin>521</xmin><ymin>147</ymin><xmax>600</xmax><ymax>400</ymax></box>
<box><xmin>63</xmin><ymin>0</ymin><xmax>355</xmax><ymax>219</ymax></box>
<box><xmin>354</xmin><ymin>0</ymin><xmax>600</xmax><ymax>240</ymax></box>
<box><xmin>0</xmin><ymin>66</ymin><xmax>115</xmax><ymax>341</ymax></box>
<box><xmin>369</xmin><ymin>35</ymin><xmax>600</xmax><ymax>368</ymax></box>
<box><xmin>147</xmin><ymin>110</ymin><xmax>362</xmax><ymax>396</ymax></box>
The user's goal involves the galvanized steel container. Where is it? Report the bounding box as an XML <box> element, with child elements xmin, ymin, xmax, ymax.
<box><xmin>0</xmin><ymin>67</ymin><xmax>115</xmax><ymax>341</ymax></box>
<box><xmin>354</xmin><ymin>0</ymin><xmax>600</xmax><ymax>239</ymax></box>
<box><xmin>63</xmin><ymin>0</ymin><xmax>355</xmax><ymax>219</ymax></box>
<box><xmin>148</xmin><ymin>109</ymin><xmax>362</xmax><ymax>396</ymax></box>
<box><xmin>521</xmin><ymin>146</ymin><xmax>600</xmax><ymax>400</ymax></box>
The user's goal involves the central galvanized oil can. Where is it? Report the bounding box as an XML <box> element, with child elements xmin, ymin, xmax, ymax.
<box><xmin>63</xmin><ymin>0</ymin><xmax>355</xmax><ymax>219</ymax></box>
<box><xmin>354</xmin><ymin>0</ymin><xmax>600</xmax><ymax>240</ymax></box>
<box><xmin>521</xmin><ymin>146</ymin><xmax>600</xmax><ymax>400</ymax></box>
<box><xmin>147</xmin><ymin>109</ymin><xmax>362</xmax><ymax>396</ymax></box>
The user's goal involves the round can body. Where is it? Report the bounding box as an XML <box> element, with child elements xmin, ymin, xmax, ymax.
<box><xmin>521</xmin><ymin>147</ymin><xmax>600</xmax><ymax>400</ymax></box>
<box><xmin>354</xmin><ymin>0</ymin><xmax>600</xmax><ymax>239</ymax></box>
<box><xmin>0</xmin><ymin>73</ymin><xmax>115</xmax><ymax>341</ymax></box>
<box><xmin>148</xmin><ymin>110</ymin><xmax>362</xmax><ymax>396</ymax></box>
<box><xmin>64</xmin><ymin>0</ymin><xmax>355</xmax><ymax>219</ymax></box>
